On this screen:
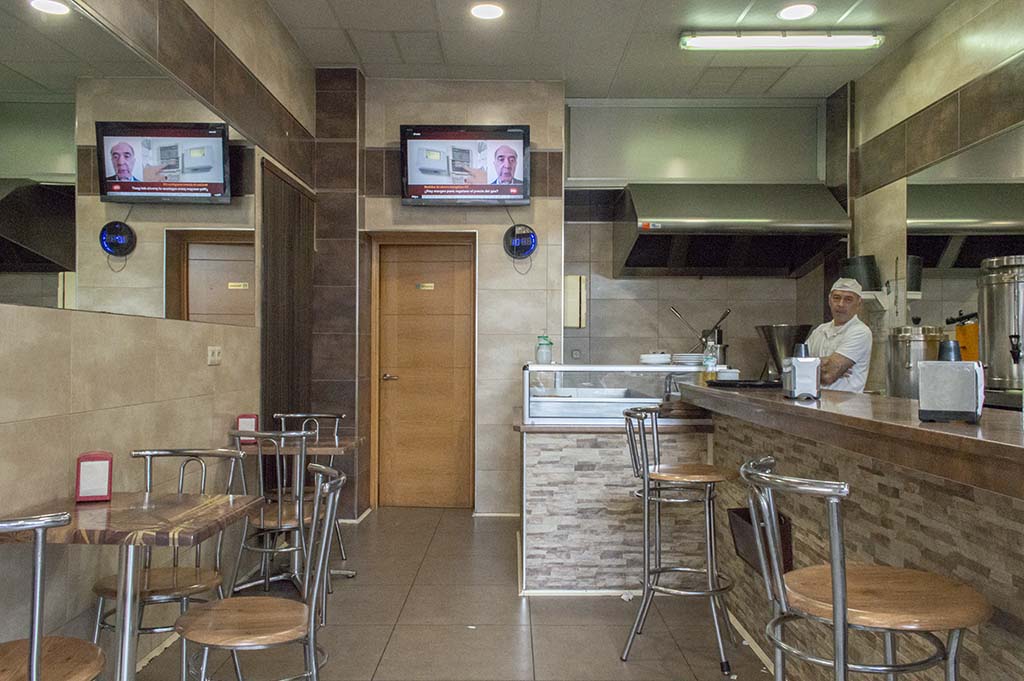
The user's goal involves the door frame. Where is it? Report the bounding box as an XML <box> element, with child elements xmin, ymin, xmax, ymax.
<box><xmin>369</xmin><ymin>231</ymin><xmax>478</xmax><ymax>509</ymax></box>
<box><xmin>164</xmin><ymin>228</ymin><xmax>256</xmax><ymax>321</ymax></box>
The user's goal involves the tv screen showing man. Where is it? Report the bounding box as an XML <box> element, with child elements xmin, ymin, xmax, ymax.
<box><xmin>490</xmin><ymin>145</ymin><xmax>522</xmax><ymax>185</ymax></box>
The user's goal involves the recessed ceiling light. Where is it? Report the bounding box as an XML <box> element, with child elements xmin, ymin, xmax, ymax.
<box><xmin>470</xmin><ymin>3</ymin><xmax>504</xmax><ymax>20</ymax></box>
<box><xmin>30</xmin><ymin>0</ymin><xmax>70</xmax><ymax>14</ymax></box>
<box><xmin>680</xmin><ymin>32</ymin><xmax>884</xmax><ymax>51</ymax></box>
<box><xmin>777</xmin><ymin>3</ymin><xmax>818</xmax><ymax>21</ymax></box>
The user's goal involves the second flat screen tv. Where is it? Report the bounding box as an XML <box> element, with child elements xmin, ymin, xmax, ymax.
<box><xmin>401</xmin><ymin>125</ymin><xmax>530</xmax><ymax>206</ymax></box>
<box><xmin>96</xmin><ymin>121</ymin><xmax>230</xmax><ymax>203</ymax></box>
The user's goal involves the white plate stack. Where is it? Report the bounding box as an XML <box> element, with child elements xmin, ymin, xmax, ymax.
<box><xmin>671</xmin><ymin>353</ymin><xmax>703</xmax><ymax>365</ymax></box>
<box><xmin>639</xmin><ymin>353</ymin><xmax>671</xmax><ymax>365</ymax></box>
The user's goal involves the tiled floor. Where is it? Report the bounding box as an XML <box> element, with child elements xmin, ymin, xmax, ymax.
<box><xmin>138</xmin><ymin>508</ymin><xmax>767</xmax><ymax>681</ymax></box>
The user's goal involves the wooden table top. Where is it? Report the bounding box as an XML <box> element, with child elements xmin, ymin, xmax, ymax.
<box><xmin>0</xmin><ymin>493</ymin><xmax>264</xmax><ymax>547</ymax></box>
<box><xmin>239</xmin><ymin>436</ymin><xmax>359</xmax><ymax>457</ymax></box>
<box><xmin>676</xmin><ymin>384</ymin><xmax>1024</xmax><ymax>499</ymax></box>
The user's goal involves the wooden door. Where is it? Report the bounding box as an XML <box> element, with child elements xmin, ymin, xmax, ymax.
<box><xmin>379</xmin><ymin>243</ymin><xmax>474</xmax><ymax>508</ymax></box>
<box><xmin>260</xmin><ymin>160</ymin><xmax>314</xmax><ymax>422</ymax></box>
<box><xmin>186</xmin><ymin>243</ymin><xmax>256</xmax><ymax>326</ymax></box>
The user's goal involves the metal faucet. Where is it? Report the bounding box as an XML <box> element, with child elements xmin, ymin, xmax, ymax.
<box><xmin>663</xmin><ymin>373</ymin><xmax>684</xmax><ymax>401</ymax></box>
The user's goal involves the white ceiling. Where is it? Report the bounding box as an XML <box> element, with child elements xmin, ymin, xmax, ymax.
<box><xmin>0</xmin><ymin>0</ymin><xmax>159</xmax><ymax>102</ymax></box>
<box><xmin>270</xmin><ymin>0</ymin><xmax>956</xmax><ymax>98</ymax></box>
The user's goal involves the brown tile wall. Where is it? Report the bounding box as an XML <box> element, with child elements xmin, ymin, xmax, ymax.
<box><xmin>80</xmin><ymin>0</ymin><xmax>314</xmax><ymax>186</ymax></box>
<box><xmin>312</xmin><ymin>68</ymin><xmax>365</xmax><ymax>518</ymax></box>
<box><xmin>854</xmin><ymin>49</ymin><xmax>1024</xmax><ymax>196</ymax></box>
<box><xmin>712</xmin><ymin>415</ymin><xmax>1024</xmax><ymax>681</ymax></box>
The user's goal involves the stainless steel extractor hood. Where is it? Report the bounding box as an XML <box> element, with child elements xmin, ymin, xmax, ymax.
<box><xmin>0</xmin><ymin>179</ymin><xmax>76</xmax><ymax>272</ymax></box>
<box><xmin>613</xmin><ymin>183</ymin><xmax>851</xmax><ymax>278</ymax></box>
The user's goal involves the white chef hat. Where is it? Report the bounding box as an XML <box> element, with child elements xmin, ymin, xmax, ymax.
<box><xmin>831</xmin><ymin>277</ymin><xmax>863</xmax><ymax>296</ymax></box>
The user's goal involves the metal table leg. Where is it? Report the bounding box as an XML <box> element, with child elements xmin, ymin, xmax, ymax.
<box><xmin>114</xmin><ymin>544</ymin><xmax>142</xmax><ymax>681</ymax></box>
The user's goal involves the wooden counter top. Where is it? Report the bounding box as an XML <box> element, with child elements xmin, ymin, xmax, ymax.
<box><xmin>514</xmin><ymin>421</ymin><xmax>713</xmax><ymax>434</ymax></box>
<box><xmin>676</xmin><ymin>383</ymin><xmax>1024</xmax><ymax>499</ymax></box>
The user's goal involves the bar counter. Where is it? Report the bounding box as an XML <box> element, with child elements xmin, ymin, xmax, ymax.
<box><xmin>676</xmin><ymin>383</ymin><xmax>1024</xmax><ymax>681</ymax></box>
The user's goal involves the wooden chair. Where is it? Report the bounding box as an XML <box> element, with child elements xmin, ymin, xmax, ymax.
<box><xmin>0</xmin><ymin>512</ymin><xmax>105</xmax><ymax>681</ymax></box>
<box><xmin>175</xmin><ymin>463</ymin><xmax>345</xmax><ymax>681</ymax></box>
<box><xmin>620</xmin><ymin>406</ymin><xmax>737</xmax><ymax>673</ymax></box>
<box><xmin>90</xmin><ymin>448</ymin><xmax>246</xmax><ymax>681</ymax></box>
<box><xmin>741</xmin><ymin>456</ymin><xmax>992</xmax><ymax>681</ymax></box>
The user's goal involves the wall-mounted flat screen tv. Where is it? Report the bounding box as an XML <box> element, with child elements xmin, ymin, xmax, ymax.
<box><xmin>96</xmin><ymin>122</ymin><xmax>230</xmax><ymax>203</ymax></box>
<box><xmin>401</xmin><ymin>125</ymin><xmax>530</xmax><ymax>206</ymax></box>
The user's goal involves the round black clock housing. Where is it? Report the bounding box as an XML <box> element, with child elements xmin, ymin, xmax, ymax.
<box><xmin>503</xmin><ymin>224</ymin><xmax>537</xmax><ymax>260</ymax></box>
<box><xmin>99</xmin><ymin>221</ymin><xmax>136</xmax><ymax>257</ymax></box>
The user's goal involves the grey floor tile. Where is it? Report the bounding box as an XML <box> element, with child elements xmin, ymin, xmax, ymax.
<box><xmin>137</xmin><ymin>645</ymin><xmax>230</xmax><ymax>681</ymax></box>
<box><xmin>683</xmin><ymin>644</ymin><xmax>768</xmax><ymax>681</ymax></box>
<box><xmin>426</xmin><ymin>525</ymin><xmax>519</xmax><ymax>557</ymax></box>
<box><xmin>398</xmin><ymin>585</ymin><xmax>529</xmax><ymax>626</ymax></box>
<box><xmin>325</xmin><ymin>584</ymin><xmax>412</xmax><ymax>625</ymax></box>
<box><xmin>654</xmin><ymin>595</ymin><xmax>723</xmax><ymax>627</ymax></box>
<box><xmin>413</xmin><ymin>550</ymin><xmax>518</xmax><ymax>586</ymax></box>
<box><xmin>329</xmin><ymin>552</ymin><xmax>425</xmax><ymax>587</ymax></box>
<box><xmin>531</xmin><ymin>624</ymin><xmax>694</xmax><ymax>681</ymax></box>
<box><xmin>529</xmin><ymin>595</ymin><xmax>665</xmax><ymax>628</ymax></box>
<box><xmin>372</xmin><ymin>625</ymin><xmax>533</xmax><ymax>680</ymax></box>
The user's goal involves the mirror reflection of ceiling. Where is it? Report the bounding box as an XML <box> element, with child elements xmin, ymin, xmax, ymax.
<box><xmin>269</xmin><ymin>0</ymin><xmax>956</xmax><ymax>98</ymax></box>
<box><xmin>910</xmin><ymin>124</ymin><xmax>1024</xmax><ymax>184</ymax></box>
<box><xmin>0</xmin><ymin>0</ymin><xmax>160</xmax><ymax>103</ymax></box>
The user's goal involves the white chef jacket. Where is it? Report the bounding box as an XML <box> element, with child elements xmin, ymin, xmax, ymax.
<box><xmin>806</xmin><ymin>315</ymin><xmax>873</xmax><ymax>393</ymax></box>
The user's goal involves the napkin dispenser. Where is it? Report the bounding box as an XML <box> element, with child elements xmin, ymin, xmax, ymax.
<box><xmin>918</xmin><ymin>361</ymin><xmax>984</xmax><ymax>423</ymax></box>
<box><xmin>782</xmin><ymin>356</ymin><xmax>820</xmax><ymax>400</ymax></box>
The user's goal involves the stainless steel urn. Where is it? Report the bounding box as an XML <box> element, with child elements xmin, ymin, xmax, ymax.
<box><xmin>887</xmin><ymin>326</ymin><xmax>946</xmax><ymax>398</ymax></box>
<box><xmin>978</xmin><ymin>256</ymin><xmax>1024</xmax><ymax>390</ymax></box>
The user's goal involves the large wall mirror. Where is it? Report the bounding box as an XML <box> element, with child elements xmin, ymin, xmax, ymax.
<box><xmin>906</xmin><ymin>125</ymin><xmax>1024</xmax><ymax>327</ymax></box>
<box><xmin>0</xmin><ymin>0</ymin><xmax>257</xmax><ymax>325</ymax></box>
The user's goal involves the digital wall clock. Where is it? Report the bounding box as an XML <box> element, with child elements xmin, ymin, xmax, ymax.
<box><xmin>99</xmin><ymin>221</ymin><xmax>136</xmax><ymax>257</ymax></box>
<box><xmin>503</xmin><ymin>224</ymin><xmax>537</xmax><ymax>260</ymax></box>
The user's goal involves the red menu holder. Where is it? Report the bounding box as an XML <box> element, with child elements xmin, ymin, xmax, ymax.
<box><xmin>75</xmin><ymin>451</ymin><xmax>113</xmax><ymax>503</ymax></box>
<box><xmin>236</xmin><ymin>414</ymin><xmax>258</xmax><ymax>444</ymax></box>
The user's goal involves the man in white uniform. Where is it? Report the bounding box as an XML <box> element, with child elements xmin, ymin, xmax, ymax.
<box><xmin>806</xmin><ymin>278</ymin><xmax>873</xmax><ymax>392</ymax></box>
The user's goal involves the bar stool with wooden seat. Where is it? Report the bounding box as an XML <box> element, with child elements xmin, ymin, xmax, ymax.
<box><xmin>274</xmin><ymin>413</ymin><xmax>355</xmax><ymax>578</ymax></box>
<box><xmin>175</xmin><ymin>463</ymin><xmax>345</xmax><ymax>681</ymax></box>
<box><xmin>90</xmin><ymin>449</ymin><xmax>247</xmax><ymax>681</ymax></box>
<box><xmin>741</xmin><ymin>456</ymin><xmax>993</xmax><ymax>681</ymax></box>
<box><xmin>229</xmin><ymin>429</ymin><xmax>316</xmax><ymax>594</ymax></box>
<box><xmin>620</xmin><ymin>407</ymin><xmax>737</xmax><ymax>675</ymax></box>
<box><xmin>0</xmin><ymin>512</ymin><xmax>105</xmax><ymax>681</ymax></box>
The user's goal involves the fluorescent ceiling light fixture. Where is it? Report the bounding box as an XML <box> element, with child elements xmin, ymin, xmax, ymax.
<box><xmin>30</xmin><ymin>0</ymin><xmax>70</xmax><ymax>14</ymax></box>
<box><xmin>470</xmin><ymin>3</ymin><xmax>504</xmax><ymax>19</ymax></box>
<box><xmin>777</xmin><ymin>3</ymin><xmax>818</xmax><ymax>20</ymax></box>
<box><xmin>680</xmin><ymin>32</ymin><xmax>883</xmax><ymax>50</ymax></box>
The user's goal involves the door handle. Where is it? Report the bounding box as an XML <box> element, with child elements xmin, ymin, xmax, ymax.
<box><xmin>382</xmin><ymin>374</ymin><xmax>399</xmax><ymax>381</ymax></box>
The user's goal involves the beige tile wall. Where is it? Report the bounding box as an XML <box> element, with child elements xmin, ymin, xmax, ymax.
<box><xmin>182</xmin><ymin>0</ymin><xmax>316</xmax><ymax>133</ymax></box>
<box><xmin>855</xmin><ymin>0</ymin><xmax>1021</xmax><ymax>144</ymax></box>
<box><xmin>363</xmin><ymin>79</ymin><xmax>564</xmax><ymax>515</ymax></box>
<box><xmin>564</xmin><ymin>223</ymin><xmax>799</xmax><ymax>378</ymax></box>
<box><xmin>0</xmin><ymin>303</ymin><xmax>259</xmax><ymax>665</ymax></box>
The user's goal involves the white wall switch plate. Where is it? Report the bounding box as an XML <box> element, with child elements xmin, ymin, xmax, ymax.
<box><xmin>207</xmin><ymin>346</ymin><xmax>223</xmax><ymax>366</ymax></box>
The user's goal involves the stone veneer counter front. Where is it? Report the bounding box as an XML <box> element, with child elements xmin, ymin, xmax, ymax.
<box><xmin>517</xmin><ymin>420</ymin><xmax>712</xmax><ymax>593</ymax></box>
<box><xmin>676</xmin><ymin>384</ymin><xmax>1024</xmax><ymax>681</ymax></box>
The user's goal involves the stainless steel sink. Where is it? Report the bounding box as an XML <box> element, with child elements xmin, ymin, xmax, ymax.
<box><xmin>529</xmin><ymin>386</ymin><xmax>659</xmax><ymax>418</ymax></box>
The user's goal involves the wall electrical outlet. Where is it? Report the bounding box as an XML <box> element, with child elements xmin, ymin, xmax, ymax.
<box><xmin>207</xmin><ymin>346</ymin><xmax>223</xmax><ymax>366</ymax></box>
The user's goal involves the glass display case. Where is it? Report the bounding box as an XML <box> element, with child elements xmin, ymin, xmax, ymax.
<box><xmin>522</xmin><ymin>363</ymin><xmax>706</xmax><ymax>425</ymax></box>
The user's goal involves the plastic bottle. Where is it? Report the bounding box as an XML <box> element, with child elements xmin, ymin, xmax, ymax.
<box><xmin>701</xmin><ymin>338</ymin><xmax>718</xmax><ymax>385</ymax></box>
<box><xmin>535</xmin><ymin>335</ymin><xmax>553</xmax><ymax>364</ymax></box>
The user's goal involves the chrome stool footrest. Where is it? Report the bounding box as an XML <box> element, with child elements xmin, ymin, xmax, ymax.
<box><xmin>648</xmin><ymin>567</ymin><xmax>733</xmax><ymax>597</ymax></box>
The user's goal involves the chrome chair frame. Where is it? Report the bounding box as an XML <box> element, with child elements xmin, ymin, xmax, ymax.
<box><xmin>91</xmin><ymin>448</ymin><xmax>246</xmax><ymax>681</ymax></box>
<box><xmin>620</xmin><ymin>407</ymin><xmax>735</xmax><ymax>674</ymax></box>
<box><xmin>189</xmin><ymin>463</ymin><xmax>345</xmax><ymax>681</ymax></box>
<box><xmin>0</xmin><ymin>511</ymin><xmax>74</xmax><ymax>681</ymax></box>
<box><xmin>274</xmin><ymin>413</ymin><xmax>356</xmax><ymax>580</ymax></box>
<box><xmin>229</xmin><ymin>429</ymin><xmax>317</xmax><ymax>595</ymax></box>
<box><xmin>741</xmin><ymin>456</ymin><xmax>960</xmax><ymax>681</ymax></box>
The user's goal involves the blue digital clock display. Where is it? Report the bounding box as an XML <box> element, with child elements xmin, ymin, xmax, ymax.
<box><xmin>503</xmin><ymin>224</ymin><xmax>537</xmax><ymax>259</ymax></box>
<box><xmin>99</xmin><ymin>221</ymin><xmax>136</xmax><ymax>257</ymax></box>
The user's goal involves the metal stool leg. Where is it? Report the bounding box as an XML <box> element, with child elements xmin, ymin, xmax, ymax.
<box><xmin>92</xmin><ymin>596</ymin><xmax>104</xmax><ymax>644</ymax></box>
<box><xmin>705</xmin><ymin>485</ymin><xmax>731</xmax><ymax>676</ymax></box>
<box><xmin>622</xmin><ymin>478</ymin><xmax>652</xmax><ymax>660</ymax></box>
<box><xmin>945</xmin><ymin>629</ymin><xmax>963</xmax><ymax>681</ymax></box>
<box><xmin>636</xmin><ymin>492</ymin><xmax>656</xmax><ymax>635</ymax></box>
<box><xmin>335</xmin><ymin>520</ymin><xmax>348</xmax><ymax>560</ymax></box>
<box><xmin>706</xmin><ymin>485</ymin><xmax>738</xmax><ymax>647</ymax></box>
<box><xmin>179</xmin><ymin>597</ymin><xmax>189</xmax><ymax>681</ymax></box>
<box><xmin>884</xmin><ymin>631</ymin><xmax>897</xmax><ymax>681</ymax></box>
<box><xmin>215</xmin><ymin>584</ymin><xmax>245</xmax><ymax>681</ymax></box>
<box><xmin>198</xmin><ymin>647</ymin><xmax>210</xmax><ymax>681</ymax></box>
<box><xmin>230</xmin><ymin>517</ymin><xmax>249</xmax><ymax>593</ymax></box>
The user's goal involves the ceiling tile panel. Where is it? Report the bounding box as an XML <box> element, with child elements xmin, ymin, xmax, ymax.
<box><xmin>435</xmin><ymin>0</ymin><xmax>541</xmax><ymax>32</ymax></box>
<box><xmin>441</xmin><ymin>31</ymin><xmax>566</xmax><ymax>67</ymax></box>
<box><xmin>362</xmin><ymin>63</ymin><xmax>451</xmax><ymax>78</ymax></box>
<box><xmin>728</xmin><ymin>67</ymin><xmax>788</xmax><ymax>95</ymax></box>
<box><xmin>709</xmin><ymin>51</ymin><xmax>807</xmax><ymax>68</ymax></box>
<box><xmin>267</xmin><ymin>0</ymin><xmax>341</xmax><ymax>29</ymax></box>
<box><xmin>0</xmin><ymin>22</ymin><xmax>76</xmax><ymax>63</ymax></box>
<box><xmin>739</xmin><ymin>0</ymin><xmax>855</xmax><ymax>27</ymax></box>
<box><xmin>838</xmin><ymin>0</ymin><xmax>957</xmax><ymax>30</ymax></box>
<box><xmin>5</xmin><ymin>61</ymin><xmax>95</xmax><ymax>92</ymax></box>
<box><xmin>690</xmin><ymin>66</ymin><xmax>744</xmax><ymax>95</ymax></box>
<box><xmin>635</xmin><ymin>0</ymin><xmax>759</xmax><ymax>33</ymax></box>
<box><xmin>329</xmin><ymin>0</ymin><xmax>439</xmax><ymax>31</ymax></box>
<box><xmin>538</xmin><ymin>0</ymin><xmax>643</xmax><ymax>34</ymax></box>
<box><xmin>767</xmin><ymin>65</ymin><xmax>866</xmax><ymax>97</ymax></box>
<box><xmin>349</xmin><ymin>30</ymin><xmax>404</xmax><ymax>63</ymax></box>
<box><xmin>394</xmin><ymin>32</ymin><xmax>445</xmax><ymax>64</ymax></box>
<box><xmin>562</xmin><ymin>63</ymin><xmax>618</xmax><ymax>98</ymax></box>
<box><xmin>0</xmin><ymin>63</ymin><xmax>47</xmax><ymax>93</ymax></box>
<box><xmin>289</xmin><ymin>28</ymin><xmax>360</xmax><ymax>64</ymax></box>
